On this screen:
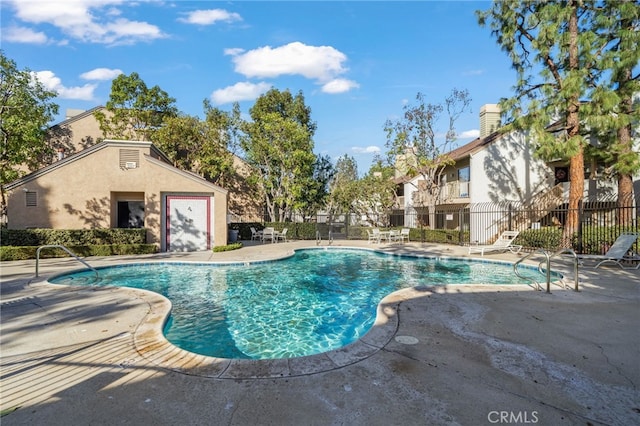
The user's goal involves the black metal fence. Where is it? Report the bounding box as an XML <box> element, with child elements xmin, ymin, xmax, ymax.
<box><xmin>235</xmin><ymin>194</ymin><xmax>638</xmax><ymax>255</ymax></box>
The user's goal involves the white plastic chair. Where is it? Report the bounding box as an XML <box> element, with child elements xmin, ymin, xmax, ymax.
<box><xmin>262</xmin><ymin>227</ymin><xmax>276</xmax><ymax>243</ymax></box>
<box><xmin>398</xmin><ymin>228</ymin><xmax>410</xmax><ymax>243</ymax></box>
<box><xmin>277</xmin><ymin>228</ymin><xmax>288</xmax><ymax>243</ymax></box>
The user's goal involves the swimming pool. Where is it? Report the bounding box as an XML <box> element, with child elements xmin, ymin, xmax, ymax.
<box><xmin>49</xmin><ymin>248</ymin><xmax>552</xmax><ymax>360</ymax></box>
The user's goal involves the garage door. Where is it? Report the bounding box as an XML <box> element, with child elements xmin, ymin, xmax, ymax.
<box><xmin>166</xmin><ymin>196</ymin><xmax>211</xmax><ymax>251</ymax></box>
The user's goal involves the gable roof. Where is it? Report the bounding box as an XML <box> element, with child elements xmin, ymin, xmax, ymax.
<box><xmin>143</xmin><ymin>154</ymin><xmax>228</xmax><ymax>194</ymax></box>
<box><xmin>3</xmin><ymin>139</ymin><xmax>226</xmax><ymax>194</ymax></box>
<box><xmin>48</xmin><ymin>106</ymin><xmax>105</xmax><ymax>130</ymax></box>
<box><xmin>393</xmin><ymin>130</ymin><xmax>504</xmax><ymax>185</ymax></box>
<box><xmin>448</xmin><ymin>129</ymin><xmax>503</xmax><ymax>161</ymax></box>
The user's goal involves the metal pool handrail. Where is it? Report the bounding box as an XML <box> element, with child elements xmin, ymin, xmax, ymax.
<box><xmin>513</xmin><ymin>248</ymin><xmax>580</xmax><ymax>293</ymax></box>
<box><xmin>514</xmin><ymin>249</ymin><xmax>550</xmax><ymax>293</ymax></box>
<box><xmin>35</xmin><ymin>244</ymin><xmax>98</xmax><ymax>278</ymax></box>
<box><xmin>546</xmin><ymin>248</ymin><xmax>580</xmax><ymax>292</ymax></box>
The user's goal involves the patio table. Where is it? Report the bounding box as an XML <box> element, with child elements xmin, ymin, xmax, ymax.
<box><xmin>378</xmin><ymin>231</ymin><xmax>391</xmax><ymax>243</ymax></box>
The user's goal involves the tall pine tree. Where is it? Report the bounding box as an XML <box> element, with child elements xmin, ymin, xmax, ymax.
<box><xmin>478</xmin><ymin>0</ymin><xmax>600</xmax><ymax>245</ymax></box>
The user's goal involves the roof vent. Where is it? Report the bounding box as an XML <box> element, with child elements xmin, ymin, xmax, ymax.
<box><xmin>119</xmin><ymin>149</ymin><xmax>140</xmax><ymax>169</ymax></box>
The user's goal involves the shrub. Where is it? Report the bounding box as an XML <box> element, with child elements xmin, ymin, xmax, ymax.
<box><xmin>0</xmin><ymin>244</ymin><xmax>157</xmax><ymax>261</ymax></box>
<box><xmin>517</xmin><ymin>228</ymin><xmax>563</xmax><ymax>251</ymax></box>
<box><xmin>0</xmin><ymin>228</ymin><xmax>146</xmax><ymax>246</ymax></box>
<box><xmin>212</xmin><ymin>242</ymin><xmax>243</xmax><ymax>252</ymax></box>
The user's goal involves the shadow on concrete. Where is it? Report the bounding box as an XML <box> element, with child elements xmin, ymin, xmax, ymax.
<box><xmin>1</xmin><ymin>245</ymin><xmax>638</xmax><ymax>425</ymax></box>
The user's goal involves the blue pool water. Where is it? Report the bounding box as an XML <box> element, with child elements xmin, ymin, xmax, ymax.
<box><xmin>49</xmin><ymin>248</ymin><xmax>552</xmax><ymax>360</ymax></box>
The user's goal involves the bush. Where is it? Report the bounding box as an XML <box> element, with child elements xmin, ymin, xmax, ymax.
<box><xmin>574</xmin><ymin>225</ymin><xmax>639</xmax><ymax>255</ymax></box>
<box><xmin>0</xmin><ymin>228</ymin><xmax>147</xmax><ymax>246</ymax></box>
<box><xmin>230</xmin><ymin>222</ymin><xmax>319</xmax><ymax>240</ymax></box>
<box><xmin>0</xmin><ymin>244</ymin><xmax>157</xmax><ymax>261</ymax></box>
<box><xmin>230</xmin><ymin>223</ymin><xmax>263</xmax><ymax>241</ymax></box>
<box><xmin>212</xmin><ymin>242</ymin><xmax>243</xmax><ymax>252</ymax></box>
<box><xmin>517</xmin><ymin>228</ymin><xmax>563</xmax><ymax>251</ymax></box>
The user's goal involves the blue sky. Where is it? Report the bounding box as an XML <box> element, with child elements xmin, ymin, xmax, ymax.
<box><xmin>1</xmin><ymin>0</ymin><xmax>516</xmax><ymax>174</ymax></box>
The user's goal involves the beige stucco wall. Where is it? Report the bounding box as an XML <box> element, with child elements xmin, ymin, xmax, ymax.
<box><xmin>6</xmin><ymin>141</ymin><xmax>228</xmax><ymax>250</ymax></box>
<box><xmin>47</xmin><ymin>107</ymin><xmax>106</xmax><ymax>159</ymax></box>
<box><xmin>226</xmin><ymin>155</ymin><xmax>263</xmax><ymax>222</ymax></box>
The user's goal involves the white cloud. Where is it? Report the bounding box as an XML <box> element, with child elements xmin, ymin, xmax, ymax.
<box><xmin>80</xmin><ymin>68</ymin><xmax>123</xmax><ymax>81</ymax></box>
<box><xmin>3</xmin><ymin>26</ymin><xmax>49</xmax><ymax>44</ymax></box>
<box><xmin>211</xmin><ymin>81</ymin><xmax>272</xmax><ymax>105</ymax></box>
<box><xmin>462</xmin><ymin>69</ymin><xmax>484</xmax><ymax>76</ymax></box>
<box><xmin>459</xmin><ymin>129</ymin><xmax>480</xmax><ymax>139</ymax></box>
<box><xmin>32</xmin><ymin>71</ymin><xmax>96</xmax><ymax>101</ymax></box>
<box><xmin>224</xmin><ymin>47</ymin><xmax>245</xmax><ymax>56</ymax></box>
<box><xmin>178</xmin><ymin>9</ymin><xmax>242</xmax><ymax>25</ymax></box>
<box><xmin>352</xmin><ymin>146</ymin><xmax>380</xmax><ymax>154</ymax></box>
<box><xmin>7</xmin><ymin>0</ymin><xmax>165</xmax><ymax>45</ymax></box>
<box><xmin>228</xmin><ymin>42</ymin><xmax>355</xmax><ymax>86</ymax></box>
<box><xmin>321</xmin><ymin>79</ymin><xmax>359</xmax><ymax>94</ymax></box>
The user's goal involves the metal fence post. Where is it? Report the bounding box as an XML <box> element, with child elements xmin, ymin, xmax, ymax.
<box><xmin>508</xmin><ymin>203</ymin><xmax>513</xmax><ymax>230</ymax></box>
<box><xmin>577</xmin><ymin>198</ymin><xmax>584</xmax><ymax>253</ymax></box>
<box><xmin>458</xmin><ymin>207</ymin><xmax>464</xmax><ymax>245</ymax></box>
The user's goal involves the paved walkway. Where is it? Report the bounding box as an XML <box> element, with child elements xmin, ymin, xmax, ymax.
<box><xmin>1</xmin><ymin>240</ymin><xmax>639</xmax><ymax>425</ymax></box>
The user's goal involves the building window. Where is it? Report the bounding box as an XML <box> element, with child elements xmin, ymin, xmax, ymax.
<box><xmin>555</xmin><ymin>167</ymin><xmax>569</xmax><ymax>184</ymax></box>
<box><xmin>458</xmin><ymin>166</ymin><xmax>470</xmax><ymax>198</ymax></box>
<box><xmin>25</xmin><ymin>191</ymin><xmax>37</xmax><ymax>207</ymax></box>
<box><xmin>117</xmin><ymin>201</ymin><xmax>144</xmax><ymax>228</ymax></box>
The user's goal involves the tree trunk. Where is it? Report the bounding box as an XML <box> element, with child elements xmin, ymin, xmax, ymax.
<box><xmin>617</xmin><ymin>172</ymin><xmax>634</xmax><ymax>226</ymax></box>
<box><xmin>615</xmin><ymin>61</ymin><xmax>634</xmax><ymax>226</ymax></box>
<box><xmin>562</xmin><ymin>1</ymin><xmax>585</xmax><ymax>248</ymax></box>
<box><xmin>564</xmin><ymin>149</ymin><xmax>584</xmax><ymax>246</ymax></box>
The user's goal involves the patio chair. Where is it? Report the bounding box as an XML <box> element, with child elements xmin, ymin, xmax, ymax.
<box><xmin>468</xmin><ymin>231</ymin><xmax>522</xmax><ymax>256</ymax></box>
<box><xmin>388</xmin><ymin>229</ymin><xmax>401</xmax><ymax>243</ymax></box>
<box><xmin>367</xmin><ymin>229</ymin><xmax>381</xmax><ymax>244</ymax></box>
<box><xmin>250</xmin><ymin>227</ymin><xmax>262</xmax><ymax>241</ymax></box>
<box><xmin>398</xmin><ymin>228</ymin><xmax>410</xmax><ymax>243</ymax></box>
<box><xmin>262</xmin><ymin>227</ymin><xmax>276</xmax><ymax>244</ymax></box>
<box><xmin>578</xmin><ymin>233</ymin><xmax>639</xmax><ymax>269</ymax></box>
<box><xmin>277</xmin><ymin>228</ymin><xmax>288</xmax><ymax>243</ymax></box>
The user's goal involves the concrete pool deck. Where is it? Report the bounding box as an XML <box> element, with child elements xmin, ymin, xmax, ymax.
<box><xmin>1</xmin><ymin>240</ymin><xmax>638</xmax><ymax>425</ymax></box>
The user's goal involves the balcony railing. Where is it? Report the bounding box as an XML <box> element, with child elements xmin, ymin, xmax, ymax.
<box><xmin>440</xmin><ymin>181</ymin><xmax>469</xmax><ymax>200</ymax></box>
<box><xmin>411</xmin><ymin>181</ymin><xmax>470</xmax><ymax>206</ymax></box>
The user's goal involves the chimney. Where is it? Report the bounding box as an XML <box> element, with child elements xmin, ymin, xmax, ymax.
<box><xmin>394</xmin><ymin>146</ymin><xmax>418</xmax><ymax>178</ymax></box>
<box><xmin>479</xmin><ymin>104</ymin><xmax>501</xmax><ymax>138</ymax></box>
<box><xmin>65</xmin><ymin>108</ymin><xmax>85</xmax><ymax>120</ymax></box>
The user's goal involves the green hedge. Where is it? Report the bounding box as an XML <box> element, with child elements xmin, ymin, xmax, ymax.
<box><xmin>231</xmin><ymin>222</ymin><xmax>471</xmax><ymax>243</ymax></box>
<box><xmin>516</xmin><ymin>228</ymin><xmax>563</xmax><ymax>251</ymax></box>
<box><xmin>574</xmin><ymin>226</ymin><xmax>639</xmax><ymax>255</ymax></box>
<box><xmin>230</xmin><ymin>222</ymin><xmax>319</xmax><ymax>240</ymax></box>
<box><xmin>0</xmin><ymin>228</ymin><xmax>147</xmax><ymax>246</ymax></box>
<box><xmin>212</xmin><ymin>242</ymin><xmax>243</xmax><ymax>252</ymax></box>
<box><xmin>0</xmin><ymin>244</ymin><xmax>157</xmax><ymax>261</ymax></box>
<box><xmin>509</xmin><ymin>226</ymin><xmax>639</xmax><ymax>254</ymax></box>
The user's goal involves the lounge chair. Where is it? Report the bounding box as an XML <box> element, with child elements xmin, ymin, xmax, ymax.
<box><xmin>468</xmin><ymin>231</ymin><xmax>522</xmax><ymax>256</ymax></box>
<box><xmin>578</xmin><ymin>233</ymin><xmax>639</xmax><ymax>269</ymax></box>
